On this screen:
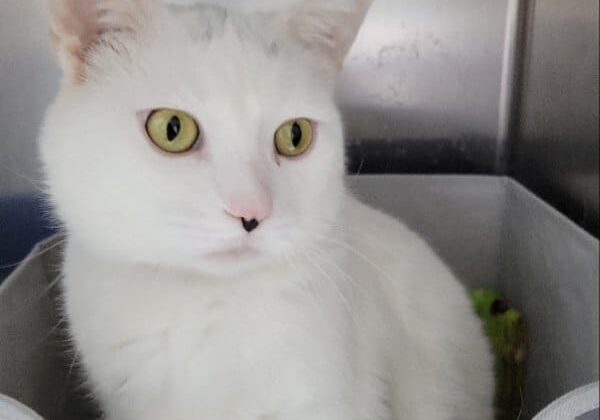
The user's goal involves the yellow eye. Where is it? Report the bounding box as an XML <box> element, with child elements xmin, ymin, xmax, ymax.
<box><xmin>274</xmin><ymin>118</ymin><xmax>313</xmax><ymax>157</ymax></box>
<box><xmin>145</xmin><ymin>109</ymin><xmax>199</xmax><ymax>153</ymax></box>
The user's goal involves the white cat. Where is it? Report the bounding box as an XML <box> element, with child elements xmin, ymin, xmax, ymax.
<box><xmin>40</xmin><ymin>0</ymin><xmax>494</xmax><ymax>419</ymax></box>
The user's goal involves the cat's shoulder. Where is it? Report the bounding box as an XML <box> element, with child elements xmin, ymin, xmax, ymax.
<box><xmin>342</xmin><ymin>193</ymin><xmax>456</xmax><ymax>282</ymax></box>
<box><xmin>343</xmin><ymin>194</ymin><xmax>426</xmax><ymax>249</ymax></box>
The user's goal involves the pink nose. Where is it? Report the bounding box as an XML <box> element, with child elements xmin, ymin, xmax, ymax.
<box><xmin>217</xmin><ymin>162</ymin><xmax>272</xmax><ymax>233</ymax></box>
<box><xmin>225</xmin><ymin>197</ymin><xmax>272</xmax><ymax>233</ymax></box>
<box><xmin>225</xmin><ymin>197</ymin><xmax>272</xmax><ymax>222</ymax></box>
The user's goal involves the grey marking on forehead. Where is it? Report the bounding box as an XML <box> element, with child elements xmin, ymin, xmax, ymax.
<box><xmin>232</xmin><ymin>13</ymin><xmax>281</xmax><ymax>56</ymax></box>
<box><xmin>166</xmin><ymin>3</ymin><xmax>228</xmax><ymax>43</ymax></box>
<box><xmin>166</xmin><ymin>3</ymin><xmax>280</xmax><ymax>55</ymax></box>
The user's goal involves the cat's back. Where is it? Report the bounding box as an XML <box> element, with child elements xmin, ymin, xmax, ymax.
<box><xmin>343</xmin><ymin>195</ymin><xmax>470</xmax><ymax>301</ymax></box>
<box><xmin>343</xmin><ymin>195</ymin><xmax>495</xmax><ymax>419</ymax></box>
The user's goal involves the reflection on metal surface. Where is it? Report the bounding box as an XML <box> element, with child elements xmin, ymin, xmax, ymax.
<box><xmin>340</xmin><ymin>0</ymin><xmax>511</xmax><ymax>172</ymax></box>
<box><xmin>346</xmin><ymin>138</ymin><xmax>488</xmax><ymax>174</ymax></box>
<box><xmin>513</xmin><ymin>0</ymin><xmax>600</xmax><ymax>236</ymax></box>
<box><xmin>0</xmin><ymin>0</ymin><xmax>60</xmax><ymax>196</ymax></box>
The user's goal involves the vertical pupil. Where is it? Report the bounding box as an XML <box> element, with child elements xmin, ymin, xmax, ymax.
<box><xmin>291</xmin><ymin>122</ymin><xmax>302</xmax><ymax>148</ymax></box>
<box><xmin>166</xmin><ymin>116</ymin><xmax>181</xmax><ymax>142</ymax></box>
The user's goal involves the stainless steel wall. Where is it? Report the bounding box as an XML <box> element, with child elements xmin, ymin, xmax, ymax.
<box><xmin>512</xmin><ymin>0</ymin><xmax>599</xmax><ymax>236</ymax></box>
<box><xmin>0</xmin><ymin>0</ymin><xmax>59</xmax><ymax>196</ymax></box>
<box><xmin>341</xmin><ymin>0</ymin><xmax>514</xmax><ymax>173</ymax></box>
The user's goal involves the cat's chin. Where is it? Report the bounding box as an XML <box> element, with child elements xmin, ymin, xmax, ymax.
<box><xmin>208</xmin><ymin>244</ymin><xmax>258</xmax><ymax>260</ymax></box>
<box><xmin>186</xmin><ymin>246</ymin><xmax>281</xmax><ymax>279</ymax></box>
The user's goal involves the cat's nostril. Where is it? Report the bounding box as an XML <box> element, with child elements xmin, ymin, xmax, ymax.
<box><xmin>241</xmin><ymin>218</ymin><xmax>260</xmax><ymax>233</ymax></box>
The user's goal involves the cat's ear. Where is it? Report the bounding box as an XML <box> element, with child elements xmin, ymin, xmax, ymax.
<box><xmin>48</xmin><ymin>0</ymin><xmax>150</xmax><ymax>83</ymax></box>
<box><xmin>278</xmin><ymin>0</ymin><xmax>373</xmax><ymax>74</ymax></box>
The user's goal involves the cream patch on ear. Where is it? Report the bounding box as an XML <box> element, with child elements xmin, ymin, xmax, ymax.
<box><xmin>48</xmin><ymin>0</ymin><xmax>147</xmax><ymax>82</ymax></box>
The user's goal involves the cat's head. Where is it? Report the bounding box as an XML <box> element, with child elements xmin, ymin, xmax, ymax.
<box><xmin>41</xmin><ymin>0</ymin><xmax>371</xmax><ymax>276</ymax></box>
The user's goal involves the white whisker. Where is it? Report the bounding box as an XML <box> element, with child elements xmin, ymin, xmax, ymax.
<box><xmin>0</xmin><ymin>160</ymin><xmax>46</xmax><ymax>194</ymax></box>
<box><xmin>311</xmin><ymin>232</ymin><xmax>399</xmax><ymax>287</ymax></box>
<box><xmin>303</xmin><ymin>247</ymin><xmax>355</xmax><ymax>317</ymax></box>
<box><xmin>0</xmin><ymin>236</ymin><xmax>66</xmax><ymax>270</ymax></box>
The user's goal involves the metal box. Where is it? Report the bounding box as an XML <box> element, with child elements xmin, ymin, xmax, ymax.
<box><xmin>1</xmin><ymin>175</ymin><xmax>598</xmax><ymax>420</ymax></box>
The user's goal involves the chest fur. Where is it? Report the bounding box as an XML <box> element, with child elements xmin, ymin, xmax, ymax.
<box><xmin>62</xmin><ymin>255</ymin><xmax>357</xmax><ymax>417</ymax></box>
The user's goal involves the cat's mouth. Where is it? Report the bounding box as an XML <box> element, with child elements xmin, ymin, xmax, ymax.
<box><xmin>208</xmin><ymin>244</ymin><xmax>258</xmax><ymax>260</ymax></box>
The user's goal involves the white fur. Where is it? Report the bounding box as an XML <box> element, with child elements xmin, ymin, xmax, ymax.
<box><xmin>162</xmin><ymin>0</ymin><xmax>300</xmax><ymax>13</ymax></box>
<box><xmin>40</xmin><ymin>1</ymin><xmax>494</xmax><ymax>419</ymax></box>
